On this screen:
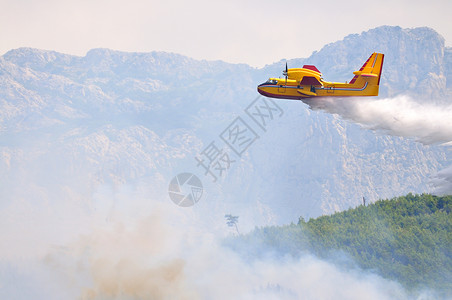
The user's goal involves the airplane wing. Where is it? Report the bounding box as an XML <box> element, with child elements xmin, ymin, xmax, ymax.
<box><xmin>297</xmin><ymin>90</ymin><xmax>317</xmax><ymax>97</ymax></box>
<box><xmin>300</xmin><ymin>76</ymin><xmax>322</xmax><ymax>86</ymax></box>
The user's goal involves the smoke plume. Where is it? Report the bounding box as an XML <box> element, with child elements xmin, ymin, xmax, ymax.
<box><xmin>45</xmin><ymin>203</ymin><xmax>410</xmax><ymax>300</ymax></box>
<box><xmin>0</xmin><ymin>179</ymin><xmax>442</xmax><ymax>300</ymax></box>
<box><xmin>430</xmin><ymin>164</ymin><xmax>452</xmax><ymax>195</ymax></box>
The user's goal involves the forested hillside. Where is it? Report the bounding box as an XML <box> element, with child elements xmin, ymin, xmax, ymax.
<box><xmin>230</xmin><ymin>194</ymin><xmax>452</xmax><ymax>294</ymax></box>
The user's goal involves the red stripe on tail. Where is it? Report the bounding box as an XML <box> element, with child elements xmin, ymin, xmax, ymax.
<box><xmin>377</xmin><ymin>54</ymin><xmax>384</xmax><ymax>85</ymax></box>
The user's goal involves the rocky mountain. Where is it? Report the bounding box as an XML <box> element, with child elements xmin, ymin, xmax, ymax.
<box><xmin>0</xmin><ymin>26</ymin><xmax>451</xmax><ymax>229</ymax></box>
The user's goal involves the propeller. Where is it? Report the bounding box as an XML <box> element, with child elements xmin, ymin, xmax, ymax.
<box><xmin>283</xmin><ymin>62</ymin><xmax>288</xmax><ymax>86</ymax></box>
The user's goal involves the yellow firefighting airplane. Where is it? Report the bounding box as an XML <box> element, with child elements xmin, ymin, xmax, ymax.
<box><xmin>257</xmin><ymin>53</ymin><xmax>384</xmax><ymax>99</ymax></box>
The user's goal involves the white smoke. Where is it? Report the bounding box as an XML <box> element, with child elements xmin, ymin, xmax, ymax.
<box><xmin>302</xmin><ymin>95</ymin><xmax>452</xmax><ymax>195</ymax></box>
<box><xmin>0</xmin><ymin>184</ymin><xmax>418</xmax><ymax>300</ymax></box>
<box><xmin>44</xmin><ymin>202</ymin><xmax>410</xmax><ymax>300</ymax></box>
<box><xmin>430</xmin><ymin>164</ymin><xmax>452</xmax><ymax>195</ymax></box>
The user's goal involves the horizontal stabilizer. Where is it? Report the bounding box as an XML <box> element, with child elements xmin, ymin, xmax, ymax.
<box><xmin>353</xmin><ymin>71</ymin><xmax>378</xmax><ymax>78</ymax></box>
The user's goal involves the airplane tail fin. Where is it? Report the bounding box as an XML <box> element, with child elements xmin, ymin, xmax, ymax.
<box><xmin>349</xmin><ymin>53</ymin><xmax>384</xmax><ymax>86</ymax></box>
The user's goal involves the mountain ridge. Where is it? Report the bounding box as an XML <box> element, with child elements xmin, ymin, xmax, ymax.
<box><xmin>1</xmin><ymin>25</ymin><xmax>451</xmax><ymax>226</ymax></box>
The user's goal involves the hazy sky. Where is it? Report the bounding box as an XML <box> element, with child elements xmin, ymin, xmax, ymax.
<box><xmin>1</xmin><ymin>0</ymin><xmax>451</xmax><ymax>67</ymax></box>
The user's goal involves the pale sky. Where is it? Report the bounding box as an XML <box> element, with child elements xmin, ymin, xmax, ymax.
<box><xmin>1</xmin><ymin>0</ymin><xmax>451</xmax><ymax>67</ymax></box>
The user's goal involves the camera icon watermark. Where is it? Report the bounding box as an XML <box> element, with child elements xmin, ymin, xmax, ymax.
<box><xmin>168</xmin><ymin>173</ymin><xmax>203</xmax><ymax>207</ymax></box>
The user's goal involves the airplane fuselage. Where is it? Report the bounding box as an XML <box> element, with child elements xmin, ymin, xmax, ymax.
<box><xmin>257</xmin><ymin>53</ymin><xmax>384</xmax><ymax>100</ymax></box>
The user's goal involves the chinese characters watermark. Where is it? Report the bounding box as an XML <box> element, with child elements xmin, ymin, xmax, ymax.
<box><xmin>169</xmin><ymin>96</ymin><xmax>284</xmax><ymax>206</ymax></box>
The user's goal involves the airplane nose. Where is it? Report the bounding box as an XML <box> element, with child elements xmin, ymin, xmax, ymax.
<box><xmin>257</xmin><ymin>84</ymin><xmax>263</xmax><ymax>95</ymax></box>
<box><xmin>257</xmin><ymin>85</ymin><xmax>267</xmax><ymax>97</ymax></box>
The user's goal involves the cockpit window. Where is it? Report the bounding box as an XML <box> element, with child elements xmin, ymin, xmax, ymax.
<box><xmin>266</xmin><ymin>79</ymin><xmax>278</xmax><ymax>85</ymax></box>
